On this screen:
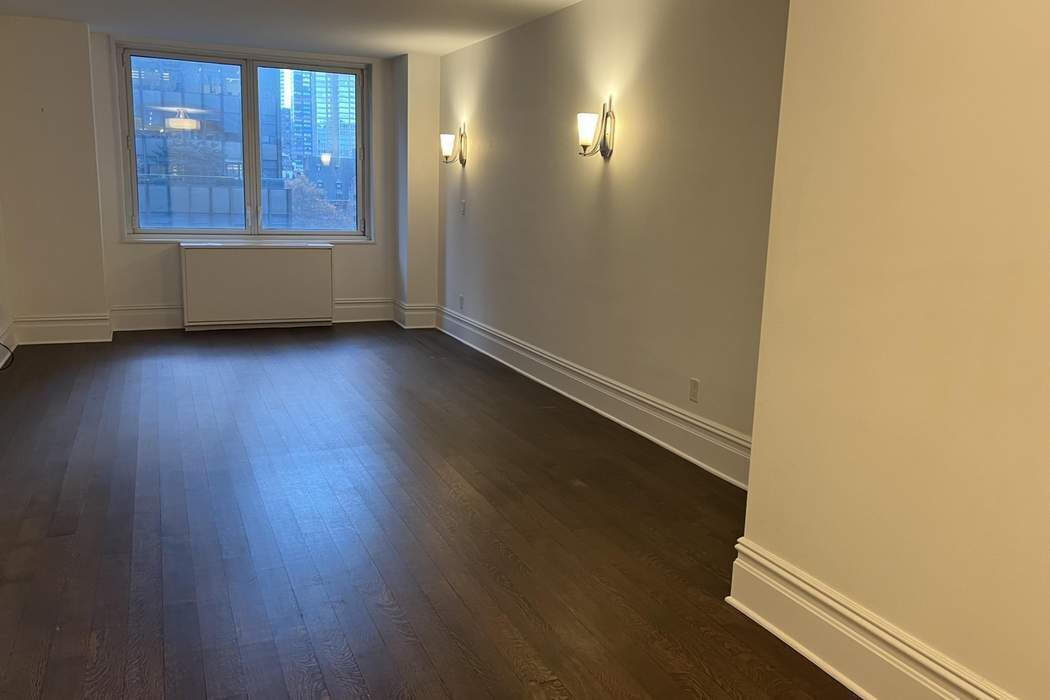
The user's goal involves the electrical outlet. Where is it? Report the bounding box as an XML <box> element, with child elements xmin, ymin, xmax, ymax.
<box><xmin>688</xmin><ymin>378</ymin><xmax>701</xmax><ymax>404</ymax></box>
<box><xmin>459</xmin><ymin>200</ymin><xmax>467</xmax><ymax>216</ymax></box>
<box><xmin>458</xmin><ymin>294</ymin><xmax>465</xmax><ymax>311</ymax></box>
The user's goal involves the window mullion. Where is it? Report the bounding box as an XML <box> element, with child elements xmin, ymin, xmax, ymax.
<box><xmin>243</xmin><ymin>58</ymin><xmax>261</xmax><ymax>236</ymax></box>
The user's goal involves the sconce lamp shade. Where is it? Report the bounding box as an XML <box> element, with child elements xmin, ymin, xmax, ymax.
<box><xmin>440</xmin><ymin>126</ymin><xmax>467</xmax><ymax>166</ymax></box>
<box><xmin>577</xmin><ymin>113</ymin><xmax>600</xmax><ymax>149</ymax></box>
<box><xmin>320</xmin><ymin>152</ymin><xmax>333</xmax><ymax>167</ymax></box>
<box><xmin>440</xmin><ymin>133</ymin><xmax>456</xmax><ymax>160</ymax></box>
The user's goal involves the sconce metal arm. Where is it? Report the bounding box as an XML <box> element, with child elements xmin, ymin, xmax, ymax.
<box><xmin>579</xmin><ymin>98</ymin><xmax>615</xmax><ymax>159</ymax></box>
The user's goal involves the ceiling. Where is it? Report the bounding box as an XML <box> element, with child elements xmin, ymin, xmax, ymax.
<box><xmin>0</xmin><ymin>0</ymin><xmax>580</xmax><ymax>57</ymax></box>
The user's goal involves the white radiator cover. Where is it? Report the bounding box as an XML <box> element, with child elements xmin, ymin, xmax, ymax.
<box><xmin>180</xmin><ymin>243</ymin><xmax>334</xmax><ymax>329</ymax></box>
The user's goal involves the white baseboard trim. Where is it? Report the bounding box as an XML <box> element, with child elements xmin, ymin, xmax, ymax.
<box><xmin>335</xmin><ymin>297</ymin><xmax>394</xmax><ymax>323</ymax></box>
<box><xmin>14</xmin><ymin>313</ymin><xmax>113</xmax><ymax>345</ymax></box>
<box><xmin>395</xmin><ymin>301</ymin><xmax>438</xmax><ymax>329</ymax></box>
<box><xmin>437</xmin><ymin>307</ymin><xmax>751</xmax><ymax>488</ymax></box>
<box><xmin>727</xmin><ymin>538</ymin><xmax>1015</xmax><ymax>700</ymax></box>
<box><xmin>111</xmin><ymin>304</ymin><xmax>184</xmax><ymax>331</ymax></box>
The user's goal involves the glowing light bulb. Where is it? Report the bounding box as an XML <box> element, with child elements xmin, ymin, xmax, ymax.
<box><xmin>577</xmin><ymin>112</ymin><xmax>600</xmax><ymax>149</ymax></box>
<box><xmin>440</xmin><ymin>133</ymin><xmax>456</xmax><ymax>160</ymax></box>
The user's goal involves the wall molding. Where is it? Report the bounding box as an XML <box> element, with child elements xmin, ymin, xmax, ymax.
<box><xmin>111</xmin><ymin>303</ymin><xmax>184</xmax><ymax>331</ymax></box>
<box><xmin>727</xmin><ymin>538</ymin><xmax>1015</xmax><ymax>700</ymax></box>
<box><xmin>334</xmin><ymin>297</ymin><xmax>394</xmax><ymax>323</ymax></box>
<box><xmin>14</xmin><ymin>313</ymin><xmax>113</xmax><ymax>345</ymax></box>
<box><xmin>395</xmin><ymin>301</ymin><xmax>438</xmax><ymax>329</ymax></box>
<box><xmin>437</xmin><ymin>307</ymin><xmax>751</xmax><ymax>488</ymax></box>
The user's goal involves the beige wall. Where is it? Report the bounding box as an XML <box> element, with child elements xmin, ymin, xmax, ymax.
<box><xmin>0</xmin><ymin>17</ymin><xmax>109</xmax><ymax>321</ymax></box>
<box><xmin>438</xmin><ymin>0</ymin><xmax>788</xmax><ymax>466</ymax></box>
<box><xmin>393</xmin><ymin>53</ymin><xmax>441</xmax><ymax>323</ymax></box>
<box><xmin>739</xmin><ymin>1</ymin><xmax>1050</xmax><ymax>697</ymax></box>
<box><xmin>89</xmin><ymin>33</ymin><xmax>397</xmax><ymax>324</ymax></box>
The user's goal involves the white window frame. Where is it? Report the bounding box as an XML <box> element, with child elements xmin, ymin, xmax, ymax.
<box><xmin>117</xmin><ymin>43</ymin><xmax>371</xmax><ymax>243</ymax></box>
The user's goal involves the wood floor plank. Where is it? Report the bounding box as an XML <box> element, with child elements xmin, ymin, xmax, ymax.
<box><xmin>124</xmin><ymin>349</ymin><xmax>167</xmax><ymax>699</ymax></box>
<box><xmin>0</xmin><ymin>325</ymin><xmax>855</xmax><ymax>699</ymax></box>
<box><xmin>208</xmin><ymin>350</ymin><xmax>342</xmax><ymax>700</ymax></box>
<box><xmin>236</xmin><ymin>379</ymin><xmax>370</xmax><ymax>700</ymax></box>
<box><xmin>37</xmin><ymin>355</ymin><xmax>112</xmax><ymax>699</ymax></box>
<box><xmin>322</xmin><ymin>454</ymin><xmax>565</xmax><ymax>699</ymax></box>
<box><xmin>7</xmin><ymin>348</ymin><xmax>114</xmax><ymax>696</ymax></box>
<box><xmin>352</xmin><ymin>442</ymin><xmax>659</xmax><ymax>700</ymax></box>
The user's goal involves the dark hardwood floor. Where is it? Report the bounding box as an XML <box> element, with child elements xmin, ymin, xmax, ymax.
<box><xmin>0</xmin><ymin>323</ymin><xmax>852</xmax><ymax>699</ymax></box>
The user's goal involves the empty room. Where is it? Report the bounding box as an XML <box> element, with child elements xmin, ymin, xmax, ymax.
<box><xmin>0</xmin><ymin>0</ymin><xmax>1044</xmax><ymax>698</ymax></box>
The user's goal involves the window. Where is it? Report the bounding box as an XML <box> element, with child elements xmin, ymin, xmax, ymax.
<box><xmin>122</xmin><ymin>47</ymin><xmax>367</xmax><ymax>238</ymax></box>
<box><xmin>257</xmin><ymin>66</ymin><xmax>358</xmax><ymax>232</ymax></box>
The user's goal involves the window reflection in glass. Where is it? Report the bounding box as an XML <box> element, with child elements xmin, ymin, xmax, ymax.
<box><xmin>130</xmin><ymin>55</ymin><xmax>245</xmax><ymax>230</ymax></box>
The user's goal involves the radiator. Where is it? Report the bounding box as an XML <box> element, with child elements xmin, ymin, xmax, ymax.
<box><xmin>180</xmin><ymin>243</ymin><xmax>334</xmax><ymax>329</ymax></box>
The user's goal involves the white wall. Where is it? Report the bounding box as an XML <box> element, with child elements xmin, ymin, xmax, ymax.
<box><xmin>730</xmin><ymin>1</ymin><xmax>1050</xmax><ymax>697</ymax></box>
<box><xmin>0</xmin><ymin>16</ymin><xmax>110</xmax><ymax>343</ymax></box>
<box><xmin>89</xmin><ymin>33</ymin><xmax>398</xmax><ymax>330</ymax></box>
<box><xmin>392</xmin><ymin>53</ymin><xmax>441</xmax><ymax>328</ymax></box>
<box><xmin>438</xmin><ymin>0</ymin><xmax>788</xmax><ymax>485</ymax></box>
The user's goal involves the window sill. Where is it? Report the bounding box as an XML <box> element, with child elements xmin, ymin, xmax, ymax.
<box><xmin>123</xmin><ymin>232</ymin><xmax>375</xmax><ymax>246</ymax></box>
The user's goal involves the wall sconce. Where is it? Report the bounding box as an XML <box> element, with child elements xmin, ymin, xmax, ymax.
<box><xmin>577</xmin><ymin>97</ymin><xmax>615</xmax><ymax>159</ymax></box>
<box><xmin>440</xmin><ymin>124</ymin><xmax>467</xmax><ymax>166</ymax></box>
<box><xmin>320</xmin><ymin>152</ymin><xmax>333</xmax><ymax>167</ymax></box>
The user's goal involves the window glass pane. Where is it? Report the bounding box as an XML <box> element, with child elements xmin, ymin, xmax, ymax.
<box><xmin>130</xmin><ymin>55</ymin><xmax>245</xmax><ymax>230</ymax></box>
<box><xmin>257</xmin><ymin>66</ymin><xmax>358</xmax><ymax>231</ymax></box>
